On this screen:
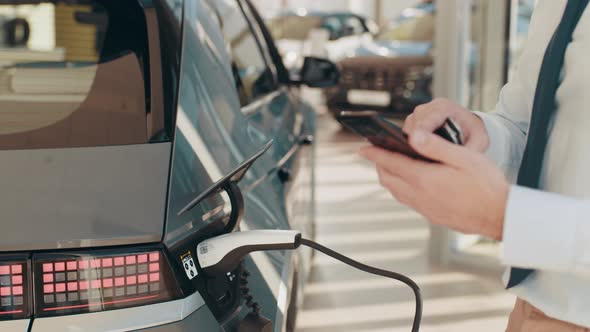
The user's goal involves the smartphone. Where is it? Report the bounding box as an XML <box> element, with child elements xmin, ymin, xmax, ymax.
<box><xmin>337</xmin><ymin>111</ymin><xmax>464</xmax><ymax>161</ymax></box>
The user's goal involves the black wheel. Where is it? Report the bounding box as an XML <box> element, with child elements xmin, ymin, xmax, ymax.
<box><xmin>4</xmin><ymin>18</ymin><xmax>30</xmax><ymax>47</ymax></box>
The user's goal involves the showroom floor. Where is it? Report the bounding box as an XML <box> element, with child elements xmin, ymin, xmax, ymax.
<box><xmin>295</xmin><ymin>111</ymin><xmax>515</xmax><ymax>332</ymax></box>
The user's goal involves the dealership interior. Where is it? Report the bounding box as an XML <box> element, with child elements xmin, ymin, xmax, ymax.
<box><xmin>0</xmin><ymin>0</ymin><xmax>549</xmax><ymax>331</ymax></box>
<box><xmin>254</xmin><ymin>0</ymin><xmax>533</xmax><ymax>331</ymax></box>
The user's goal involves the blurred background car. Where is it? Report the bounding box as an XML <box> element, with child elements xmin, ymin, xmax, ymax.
<box><xmin>266</xmin><ymin>10</ymin><xmax>378</xmax><ymax>73</ymax></box>
<box><xmin>324</xmin><ymin>3</ymin><xmax>435</xmax><ymax>119</ymax></box>
<box><xmin>322</xmin><ymin>0</ymin><xmax>533</xmax><ymax>120</ymax></box>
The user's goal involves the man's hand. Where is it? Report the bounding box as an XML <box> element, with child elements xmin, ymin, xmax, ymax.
<box><xmin>404</xmin><ymin>98</ymin><xmax>490</xmax><ymax>152</ymax></box>
<box><xmin>360</xmin><ymin>130</ymin><xmax>509</xmax><ymax>240</ymax></box>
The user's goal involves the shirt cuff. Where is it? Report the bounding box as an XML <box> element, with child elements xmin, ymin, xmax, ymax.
<box><xmin>473</xmin><ymin>111</ymin><xmax>523</xmax><ymax>182</ymax></box>
<box><xmin>502</xmin><ymin>185</ymin><xmax>590</xmax><ymax>272</ymax></box>
<box><xmin>473</xmin><ymin>111</ymin><xmax>505</xmax><ymax>161</ymax></box>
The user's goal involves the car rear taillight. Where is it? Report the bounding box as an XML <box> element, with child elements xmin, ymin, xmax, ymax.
<box><xmin>0</xmin><ymin>259</ymin><xmax>29</xmax><ymax>321</ymax></box>
<box><xmin>33</xmin><ymin>248</ymin><xmax>181</xmax><ymax>317</ymax></box>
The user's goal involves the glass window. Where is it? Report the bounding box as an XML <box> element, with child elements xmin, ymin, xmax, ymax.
<box><xmin>267</xmin><ymin>16</ymin><xmax>323</xmax><ymax>41</ymax></box>
<box><xmin>376</xmin><ymin>12</ymin><xmax>435</xmax><ymax>42</ymax></box>
<box><xmin>217</xmin><ymin>0</ymin><xmax>276</xmax><ymax>107</ymax></box>
<box><xmin>0</xmin><ymin>1</ymin><xmax>157</xmax><ymax>150</ymax></box>
<box><xmin>321</xmin><ymin>16</ymin><xmax>344</xmax><ymax>40</ymax></box>
<box><xmin>239</xmin><ymin>0</ymin><xmax>277</xmax><ymax>73</ymax></box>
<box><xmin>343</xmin><ymin>16</ymin><xmax>366</xmax><ymax>36</ymax></box>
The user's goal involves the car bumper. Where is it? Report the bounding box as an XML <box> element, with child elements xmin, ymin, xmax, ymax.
<box><xmin>0</xmin><ymin>320</ymin><xmax>29</xmax><ymax>332</ymax></box>
<box><xmin>325</xmin><ymin>87</ymin><xmax>431</xmax><ymax>117</ymax></box>
<box><xmin>134</xmin><ymin>304</ymin><xmax>219</xmax><ymax>331</ymax></box>
<box><xmin>326</xmin><ymin>56</ymin><xmax>434</xmax><ymax>116</ymax></box>
<box><xmin>18</xmin><ymin>292</ymin><xmax>215</xmax><ymax>332</ymax></box>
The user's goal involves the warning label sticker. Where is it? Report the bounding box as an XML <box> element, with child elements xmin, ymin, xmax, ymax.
<box><xmin>180</xmin><ymin>251</ymin><xmax>198</xmax><ymax>280</ymax></box>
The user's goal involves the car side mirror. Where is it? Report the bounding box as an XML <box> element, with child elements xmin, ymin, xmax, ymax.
<box><xmin>298</xmin><ymin>57</ymin><xmax>340</xmax><ymax>88</ymax></box>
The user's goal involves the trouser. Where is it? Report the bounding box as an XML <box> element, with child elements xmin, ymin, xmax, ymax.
<box><xmin>506</xmin><ymin>299</ymin><xmax>589</xmax><ymax>332</ymax></box>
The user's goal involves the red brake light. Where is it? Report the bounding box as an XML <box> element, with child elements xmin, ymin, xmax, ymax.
<box><xmin>0</xmin><ymin>260</ymin><xmax>29</xmax><ymax>321</ymax></box>
<box><xmin>33</xmin><ymin>249</ymin><xmax>181</xmax><ymax>317</ymax></box>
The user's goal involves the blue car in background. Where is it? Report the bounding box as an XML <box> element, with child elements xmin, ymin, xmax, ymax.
<box><xmin>0</xmin><ymin>0</ymin><xmax>338</xmax><ymax>330</ymax></box>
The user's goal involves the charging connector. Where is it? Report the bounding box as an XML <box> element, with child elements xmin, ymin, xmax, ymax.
<box><xmin>197</xmin><ymin>230</ymin><xmax>301</xmax><ymax>275</ymax></box>
<box><xmin>196</xmin><ymin>230</ymin><xmax>422</xmax><ymax>332</ymax></box>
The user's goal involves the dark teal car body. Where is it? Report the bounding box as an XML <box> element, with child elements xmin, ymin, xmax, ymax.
<box><xmin>0</xmin><ymin>0</ymin><xmax>335</xmax><ymax>330</ymax></box>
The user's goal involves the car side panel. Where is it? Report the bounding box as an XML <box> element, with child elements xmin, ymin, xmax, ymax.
<box><xmin>136</xmin><ymin>305</ymin><xmax>221</xmax><ymax>332</ymax></box>
<box><xmin>170</xmin><ymin>1</ymin><xmax>296</xmax><ymax>330</ymax></box>
<box><xmin>240</xmin><ymin>0</ymin><xmax>317</xmax><ymax>285</ymax></box>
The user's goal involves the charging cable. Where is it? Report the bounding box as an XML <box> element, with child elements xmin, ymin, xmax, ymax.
<box><xmin>197</xmin><ymin>230</ymin><xmax>422</xmax><ymax>332</ymax></box>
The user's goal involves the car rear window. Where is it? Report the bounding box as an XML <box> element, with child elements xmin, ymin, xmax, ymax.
<box><xmin>0</xmin><ymin>0</ymin><xmax>161</xmax><ymax>150</ymax></box>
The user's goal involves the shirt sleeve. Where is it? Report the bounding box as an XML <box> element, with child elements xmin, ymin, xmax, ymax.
<box><xmin>475</xmin><ymin>110</ymin><xmax>526</xmax><ymax>183</ymax></box>
<box><xmin>502</xmin><ymin>186</ymin><xmax>590</xmax><ymax>274</ymax></box>
<box><xmin>470</xmin><ymin>2</ymin><xmax>589</xmax><ymax>273</ymax></box>
<box><xmin>472</xmin><ymin>0</ymin><xmax>558</xmax><ymax>182</ymax></box>
<box><xmin>473</xmin><ymin>58</ymin><xmax>532</xmax><ymax>182</ymax></box>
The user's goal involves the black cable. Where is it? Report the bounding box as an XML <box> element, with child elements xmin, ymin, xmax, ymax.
<box><xmin>300</xmin><ymin>238</ymin><xmax>423</xmax><ymax>332</ymax></box>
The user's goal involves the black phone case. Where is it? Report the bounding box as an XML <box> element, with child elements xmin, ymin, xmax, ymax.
<box><xmin>337</xmin><ymin>112</ymin><xmax>462</xmax><ymax>161</ymax></box>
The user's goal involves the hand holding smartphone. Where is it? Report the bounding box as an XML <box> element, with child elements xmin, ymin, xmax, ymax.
<box><xmin>337</xmin><ymin>111</ymin><xmax>464</xmax><ymax>161</ymax></box>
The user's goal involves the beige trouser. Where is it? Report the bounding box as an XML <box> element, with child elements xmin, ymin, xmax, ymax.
<box><xmin>506</xmin><ymin>299</ymin><xmax>589</xmax><ymax>332</ymax></box>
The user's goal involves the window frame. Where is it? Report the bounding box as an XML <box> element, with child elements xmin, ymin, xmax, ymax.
<box><xmin>241</xmin><ymin>0</ymin><xmax>291</xmax><ymax>85</ymax></box>
<box><xmin>218</xmin><ymin>0</ymin><xmax>279</xmax><ymax>108</ymax></box>
<box><xmin>236</xmin><ymin>0</ymin><xmax>278</xmax><ymax>81</ymax></box>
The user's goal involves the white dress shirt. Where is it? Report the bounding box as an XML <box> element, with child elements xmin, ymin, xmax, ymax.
<box><xmin>475</xmin><ymin>0</ymin><xmax>590</xmax><ymax>327</ymax></box>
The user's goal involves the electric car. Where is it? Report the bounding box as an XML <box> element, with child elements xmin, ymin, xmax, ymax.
<box><xmin>0</xmin><ymin>0</ymin><xmax>338</xmax><ymax>331</ymax></box>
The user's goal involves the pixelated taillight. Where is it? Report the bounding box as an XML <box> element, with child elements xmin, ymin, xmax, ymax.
<box><xmin>0</xmin><ymin>259</ymin><xmax>29</xmax><ymax>321</ymax></box>
<box><xmin>33</xmin><ymin>248</ymin><xmax>182</xmax><ymax>317</ymax></box>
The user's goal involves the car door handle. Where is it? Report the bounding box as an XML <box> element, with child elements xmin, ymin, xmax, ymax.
<box><xmin>275</xmin><ymin>135</ymin><xmax>312</xmax><ymax>184</ymax></box>
<box><xmin>299</xmin><ymin>134</ymin><xmax>314</xmax><ymax>146</ymax></box>
<box><xmin>278</xmin><ymin>166</ymin><xmax>292</xmax><ymax>183</ymax></box>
